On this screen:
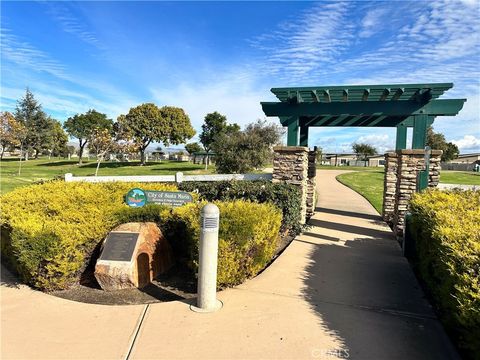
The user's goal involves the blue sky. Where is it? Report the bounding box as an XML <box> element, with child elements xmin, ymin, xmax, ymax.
<box><xmin>1</xmin><ymin>0</ymin><xmax>479</xmax><ymax>153</ymax></box>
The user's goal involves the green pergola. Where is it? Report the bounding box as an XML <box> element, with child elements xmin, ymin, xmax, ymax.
<box><xmin>261</xmin><ymin>83</ymin><xmax>466</xmax><ymax>149</ymax></box>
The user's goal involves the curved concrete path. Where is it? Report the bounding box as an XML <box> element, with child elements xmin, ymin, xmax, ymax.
<box><xmin>1</xmin><ymin>170</ymin><xmax>459</xmax><ymax>359</ymax></box>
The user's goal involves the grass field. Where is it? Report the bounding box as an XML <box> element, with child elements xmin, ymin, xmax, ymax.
<box><xmin>317</xmin><ymin>164</ymin><xmax>380</xmax><ymax>171</ymax></box>
<box><xmin>336</xmin><ymin>169</ymin><xmax>480</xmax><ymax>214</ymax></box>
<box><xmin>0</xmin><ymin>157</ymin><xmax>215</xmax><ymax>195</ymax></box>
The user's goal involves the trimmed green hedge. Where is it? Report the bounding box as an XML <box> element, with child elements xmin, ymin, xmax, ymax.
<box><xmin>409</xmin><ymin>190</ymin><xmax>480</xmax><ymax>358</ymax></box>
<box><xmin>117</xmin><ymin>201</ymin><xmax>281</xmax><ymax>287</ymax></box>
<box><xmin>1</xmin><ymin>181</ymin><xmax>281</xmax><ymax>291</ymax></box>
<box><xmin>178</xmin><ymin>180</ymin><xmax>302</xmax><ymax>235</ymax></box>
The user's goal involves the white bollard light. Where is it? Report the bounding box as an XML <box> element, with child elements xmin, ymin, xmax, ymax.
<box><xmin>190</xmin><ymin>203</ymin><xmax>223</xmax><ymax>313</ymax></box>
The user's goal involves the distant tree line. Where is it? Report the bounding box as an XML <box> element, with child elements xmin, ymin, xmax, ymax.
<box><xmin>2</xmin><ymin>89</ymin><xmax>283</xmax><ymax>174</ymax></box>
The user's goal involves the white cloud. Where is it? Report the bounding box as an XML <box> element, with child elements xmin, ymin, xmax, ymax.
<box><xmin>452</xmin><ymin>135</ymin><xmax>480</xmax><ymax>152</ymax></box>
<box><xmin>355</xmin><ymin>134</ymin><xmax>394</xmax><ymax>154</ymax></box>
<box><xmin>249</xmin><ymin>2</ymin><xmax>353</xmax><ymax>82</ymax></box>
<box><xmin>45</xmin><ymin>3</ymin><xmax>102</xmax><ymax>48</ymax></box>
<box><xmin>359</xmin><ymin>8</ymin><xmax>388</xmax><ymax>38</ymax></box>
<box><xmin>150</xmin><ymin>72</ymin><xmax>274</xmax><ymax>138</ymax></box>
<box><xmin>0</xmin><ymin>27</ymin><xmax>69</xmax><ymax>80</ymax></box>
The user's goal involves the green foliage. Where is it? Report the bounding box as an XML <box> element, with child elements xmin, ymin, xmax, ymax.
<box><xmin>118</xmin><ymin>104</ymin><xmax>194</xmax><ymax>165</ymax></box>
<box><xmin>178</xmin><ymin>180</ymin><xmax>302</xmax><ymax>235</ymax></box>
<box><xmin>185</xmin><ymin>142</ymin><xmax>203</xmax><ymax>155</ymax></box>
<box><xmin>0</xmin><ymin>181</ymin><xmax>178</xmax><ymax>290</ymax></box>
<box><xmin>352</xmin><ymin>142</ymin><xmax>377</xmax><ymax>164</ymax></box>
<box><xmin>409</xmin><ymin>190</ymin><xmax>480</xmax><ymax>357</ymax></box>
<box><xmin>14</xmin><ymin>89</ymin><xmax>64</xmax><ymax>159</ymax></box>
<box><xmin>427</xmin><ymin>126</ymin><xmax>459</xmax><ymax>162</ymax></box>
<box><xmin>47</xmin><ymin>119</ymin><xmax>68</xmax><ymax>157</ymax></box>
<box><xmin>63</xmin><ymin>109</ymin><xmax>113</xmax><ymax>164</ymax></box>
<box><xmin>1</xmin><ymin>181</ymin><xmax>282</xmax><ymax>291</ymax></box>
<box><xmin>119</xmin><ymin>201</ymin><xmax>282</xmax><ymax>288</ymax></box>
<box><xmin>199</xmin><ymin>112</ymin><xmax>239</xmax><ymax>153</ymax></box>
<box><xmin>212</xmin><ymin>120</ymin><xmax>283</xmax><ymax>173</ymax></box>
<box><xmin>160</xmin><ymin>106</ymin><xmax>196</xmax><ymax>145</ymax></box>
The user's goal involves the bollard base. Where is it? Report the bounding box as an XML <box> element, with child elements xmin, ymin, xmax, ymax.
<box><xmin>190</xmin><ymin>299</ymin><xmax>223</xmax><ymax>313</ymax></box>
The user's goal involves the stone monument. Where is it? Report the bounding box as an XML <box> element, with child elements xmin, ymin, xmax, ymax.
<box><xmin>95</xmin><ymin>222</ymin><xmax>174</xmax><ymax>291</ymax></box>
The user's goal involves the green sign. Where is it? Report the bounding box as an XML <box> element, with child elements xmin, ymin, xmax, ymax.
<box><xmin>125</xmin><ymin>188</ymin><xmax>193</xmax><ymax>207</ymax></box>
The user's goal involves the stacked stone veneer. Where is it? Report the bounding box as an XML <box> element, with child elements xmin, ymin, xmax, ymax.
<box><xmin>382</xmin><ymin>153</ymin><xmax>399</xmax><ymax>226</ymax></box>
<box><xmin>272</xmin><ymin>146</ymin><xmax>309</xmax><ymax>224</ymax></box>
<box><xmin>306</xmin><ymin>149</ymin><xmax>318</xmax><ymax>218</ymax></box>
<box><xmin>382</xmin><ymin>149</ymin><xmax>442</xmax><ymax>238</ymax></box>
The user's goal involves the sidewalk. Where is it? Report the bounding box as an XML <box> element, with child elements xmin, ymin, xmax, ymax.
<box><xmin>1</xmin><ymin>170</ymin><xmax>459</xmax><ymax>359</ymax></box>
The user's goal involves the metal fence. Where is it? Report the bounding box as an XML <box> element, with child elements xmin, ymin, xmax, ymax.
<box><xmin>64</xmin><ymin>172</ymin><xmax>273</xmax><ymax>183</ymax></box>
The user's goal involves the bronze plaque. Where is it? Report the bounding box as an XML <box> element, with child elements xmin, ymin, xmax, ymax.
<box><xmin>99</xmin><ymin>232</ymin><xmax>139</xmax><ymax>262</ymax></box>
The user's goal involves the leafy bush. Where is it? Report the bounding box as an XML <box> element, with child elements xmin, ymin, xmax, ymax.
<box><xmin>115</xmin><ymin>200</ymin><xmax>282</xmax><ymax>288</ymax></box>
<box><xmin>1</xmin><ymin>181</ymin><xmax>282</xmax><ymax>291</ymax></box>
<box><xmin>178</xmin><ymin>180</ymin><xmax>302</xmax><ymax>234</ymax></box>
<box><xmin>0</xmin><ymin>181</ymin><xmax>177</xmax><ymax>290</ymax></box>
<box><xmin>409</xmin><ymin>190</ymin><xmax>480</xmax><ymax>358</ymax></box>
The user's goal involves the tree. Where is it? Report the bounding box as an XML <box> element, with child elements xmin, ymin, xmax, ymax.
<box><xmin>64</xmin><ymin>109</ymin><xmax>113</xmax><ymax>164</ymax></box>
<box><xmin>87</xmin><ymin>128</ymin><xmax>138</xmax><ymax>176</ymax></box>
<box><xmin>14</xmin><ymin>89</ymin><xmax>53</xmax><ymax>159</ymax></box>
<box><xmin>352</xmin><ymin>143</ymin><xmax>377</xmax><ymax>166</ymax></box>
<box><xmin>0</xmin><ymin>111</ymin><xmax>25</xmax><ymax>160</ymax></box>
<box><xmin>64</xmin><ymin>145</ymin><xmax>76</xmax><ymax>159</ymax></box>
<box><xmin>46</xmin><ymin>119</ymin><xmax>68</xmax><ymax>158</ymax></box>
<box><xmin>427</xmin><ymin>126</ymin><xmax>459</xmax><ymax>162</ymax></box>
<box><xmin>118</xmin><ymin>104</ymin><xmax>195</xmax><ymax>165</ymax></box>
<box><xmin>160</xmin><ymin>106</ymin><xmax>196</xmax><ymax>145</ymax></box>
<box><xmin>212</xmin><ymin>120</ymin><xmax>283</xmax><ymax>173</ymax></box>
<box><xmin>315</xmin><ymin>146</ymin><xmax>323</xmax><ymax>164</ymax></box>
<box><xmin>199</xmin><ymin>111</ymin><xmax>240</xmax><ymax>169</ymax></box>
<box><xmin>185</xmin><ymin>142</ymin><xmax>203</xmax><ymax>155</ymax></box>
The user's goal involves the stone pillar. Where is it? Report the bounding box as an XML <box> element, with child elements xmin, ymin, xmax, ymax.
<box><xmin>382</xmin><ymin>152</ymin><xmax>398</xmax><ymax>226</ymax></box>
<box><xmin>272</xmin><ymin>146</ymin><xmax>309</xmax><ymax>224</ymax></box>
<box><xmin>392</xmin><ymin>149</ymin><xmax>442</xmax><ymax>238</ymax></box>
<box><xmin>306</xmin><ymin>148</ymin><xmax>317</xmax><ymax>218</ymax></box>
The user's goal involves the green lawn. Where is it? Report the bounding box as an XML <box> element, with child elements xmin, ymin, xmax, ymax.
<box><xmin>317</xmin><ymin>164</ymin><xmax>381</xmax><ymax>171</ymax></box>
<box><xmin>437</xmin><ymin>171</ymin><xmax>480</xmax><ymax>185</ymax></box>
<box><xmin>0</xmin><ymin>157</ymin><xmax>215</xmax><ymax>195</ymax></box>
<box><xmin>336</xmin><ymin>169</ymin><xmax>480</xmax><ymax>214</ymax></box>
<box><xmin>336</xmin><ymin>170</ymin><xmax>385</xmax><ymax>214</ymax></box>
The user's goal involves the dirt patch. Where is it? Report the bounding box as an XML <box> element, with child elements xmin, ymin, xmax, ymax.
<box><xmin>51</xmin><ymin>265</ymin><xmax>196</xmax><ymax>305</ymax></box>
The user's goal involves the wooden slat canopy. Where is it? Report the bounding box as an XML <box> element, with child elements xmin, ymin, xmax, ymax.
<box><xmin>260</xmin><ymin>83</ymin><xmax>466</xmax><ymax>149</ymax></box>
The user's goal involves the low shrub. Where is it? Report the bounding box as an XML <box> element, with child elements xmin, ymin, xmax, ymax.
<box><xmin>178</xmin><ymin>180</ymin><xmax>302</xmax><ymax>235</ymax></box>
<box><xmin>1</xmin><ymin>181</ymin><xmax>282</xmax><ymax>290</ymax></box>
<box><xmin>409</xmin><ymin>189</ymin><xmax>480</xmax><ymax>358</ymax></box>
<box><xmin>116</xmin><ymin>200</ymin><xmax>282</xmax><ymax>288</ymax></box>
<box><xmin>0</xmin><ymin>181</ymin><xmax>177</xmax><ymax>290</ymax></box>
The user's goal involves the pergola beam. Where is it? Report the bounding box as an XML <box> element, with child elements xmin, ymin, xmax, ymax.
<box><xmin>262</xmin><ymin>99</ymin><xmax>465</xmax><ymax>119</ymax></box>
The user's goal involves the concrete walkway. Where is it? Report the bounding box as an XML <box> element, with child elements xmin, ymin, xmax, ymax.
<box><xmin>1</xmin><ymin>170</ymin><xmax>459</xmax><ymax>360</ymax></box>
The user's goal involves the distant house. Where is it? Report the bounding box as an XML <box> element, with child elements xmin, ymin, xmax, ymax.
<box><xmin>168</xmin><ymin>151</ymin><xmax>190</xmax><ymax>162</ymax></box>
<box><xmin>442</xmin><ymin>153</ymin><xmax>480</xmax><ymax>171</ymax></box>
<box><xmin>448</xmin><ymin>153</ymin><xmax>480</xmax><ymax>164</ymax></box>
<box><xmin>367</xmin><ymin>154</ymin><xmax>386</xmax><ymax>167</ymax></box>
<box><xmin>324</xmin><ymin>153</ymin><xmax>357</xmax><ymax>166</ymax></box>
<box><xmin>323</xmin><ymin>153</ymin><xmax>385</xmax><ymax>167</ymax></box>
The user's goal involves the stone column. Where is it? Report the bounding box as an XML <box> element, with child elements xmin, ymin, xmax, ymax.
<box><xmin>392</xmin><ymin>149</ymin><xmax>442</xmax><ymax>238</ymax></box>
<box><xmin>382</xmin><ymin>152</ymin><xmax>398</xmax><ymax>226</ymax></box>
<box><xmin>306</xmin><ymin>148</ymin><xmax>317</xmax><ymax>218</ymax></box>
<box><xmin>272</xmin><ymin>146</ymin><xmax>309</xmax><ymax>224</ymax></box>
